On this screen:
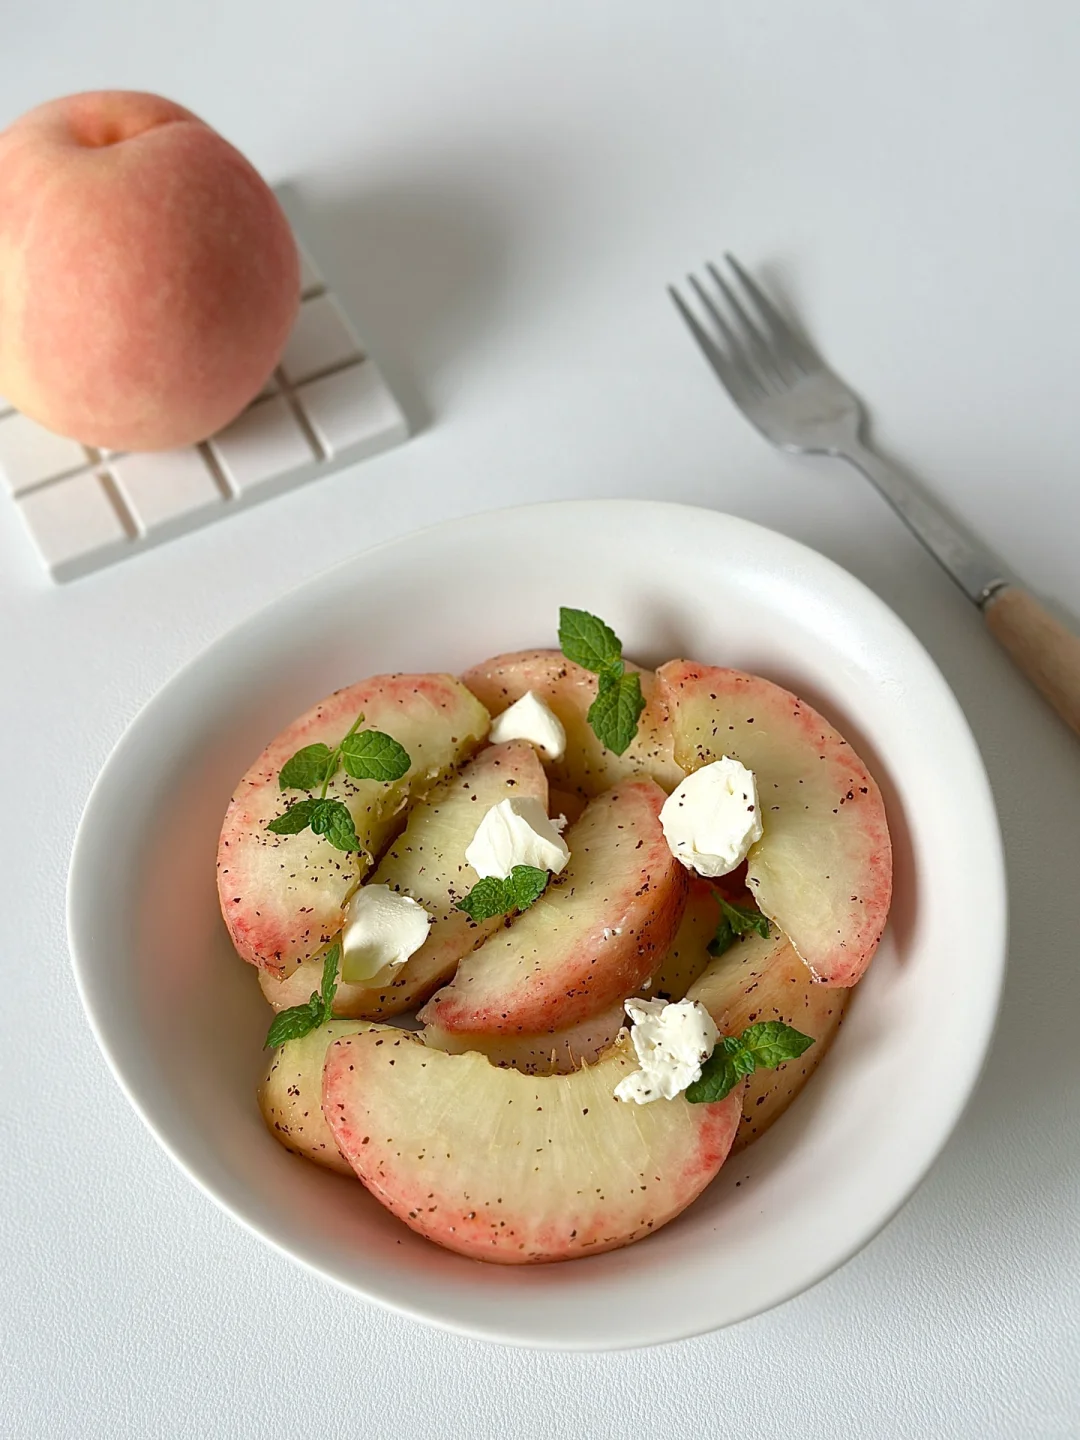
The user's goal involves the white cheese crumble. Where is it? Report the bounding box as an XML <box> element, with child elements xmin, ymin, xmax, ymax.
<box><xmin>464</xmin><ymin>796</ymin><xmax>571</xmax><ymax>880</ymax></box>
<box><xmin>614</xmin><ymin>997</ymin><xmax>720</xmax><ymax>1104</ymax></box>
<box><xmin>659</xmin><ymin>756</ymin><xmax>763</xmax><ymax>877</ymax></box>
<box><xmin>488</xmin><ymin>690</ymin><xmax>567</xmax><ymax>760</ymax></box>
<box><xmin>341</xmin><ymin>884</ymin><xmax>432</xmax><ymax>983</ymax></box>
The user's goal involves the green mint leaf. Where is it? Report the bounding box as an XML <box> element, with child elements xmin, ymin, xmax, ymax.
<box><xmin>456</xmin><ymin>875</ymin><xmax>512</xmax><ymax>922</ymax></box>
<box><xmin>456</xmin><ymin>865</ymin><xmax>550</xmax><ymax>922</ymax></box>
<box><xmin>686</xmin><ymin>1023</ymin><xmax>814</xmax><ymax>1103</ymax></box>
<box><xmin>279</xmin><ymin>742</ymin><xmax>335</xmax><ymax>792</ymax></box>
<box><xmin>706</xmin><ymin>914</ymin><xmax>736</xmax><ymax>959</ymax></box>
<box><xmin>558</xmin><ymin>607</ymin><xmax>623</xmax><ymax>674</ymax></box>
<box><xmin>739</xmin><ymin>1020</ymin><xmax>815</xmax><ymax>1069</ymax></box>
<box><xmin>587</xmin><ymin>670</ymin><xmax>646</xmax><ymax>755</ymax></box>
<box><xmin>267</xmin><ymin>797</ymin><xmax>318</xmax><ymax>836</ymax></box>
<box><xmin>707</xmin><ymin>896</ymin><xmax>771</xmax><ymax>956</ymax></box>
<box><xmin>340</xmin><ymin>729</ymin><xmax>412</xmax><ymax>783</ymax></box>
<box><xmin>264</xmin><ymin>993</ymin><xmax>323</xmax><ymax>1049</ymax></box>
<box><xmin>319</xmin><ymin>942</ymin><xmax>341</xmax><ymax>1018</ymax></box>
<box><xmin>308</xmin><ymin>798</ymin><xmax>360</xmax><ymax>852</ymax></box>
<box><xmin>505</xmin><ymin>864</ymin><xmax>550</xmax><ymax>911</ymax></box>
<box><xmin>685</xmin><ymin>1038</ymin><xmax>744</xmax><ymax>1104</ymax></box>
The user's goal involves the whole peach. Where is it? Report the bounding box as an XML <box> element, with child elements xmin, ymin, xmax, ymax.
<box><xmin>0</xmin><ymin>91</ymin><xmax>299</xmax><ymax>451</ymax></box>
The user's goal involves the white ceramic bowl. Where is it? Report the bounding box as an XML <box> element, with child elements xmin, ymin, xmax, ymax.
<box><xmin>67</xmin><ymin>500</ymin><xmax>1005</xmax><ymax>1350</ymax></box>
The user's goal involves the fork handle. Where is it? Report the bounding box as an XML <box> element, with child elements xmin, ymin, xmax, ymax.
<box><xmin>842</xmin><ymin>441</ymin><xmax>1080</xmax><ymax>737</ymax></box>
<box><xmin>982</xmin><ymin>585</ymin><xmax>1080</xmax><ymax>736</ymax></box>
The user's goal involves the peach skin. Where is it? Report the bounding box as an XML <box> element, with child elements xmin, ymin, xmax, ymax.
<box><xmin>0</xmin><ymin>90</ymin><xmax>299</xmax><ymax>451</ymax></box>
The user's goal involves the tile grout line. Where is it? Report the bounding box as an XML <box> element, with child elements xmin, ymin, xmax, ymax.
<box><xmin>198</xmin><ymin>440</ymin><xmax>238</xmax><ymax>501</ymax></box>
<box><xmin>97</xmin><ymin>469</ymin><xmax>140</xmax><ymax>541</ymax></box>
<box><xmin>276</xmin><ymin>367</ymin><xmax>328</xmax><ymax>463</ymax></box>
<box><xmin>5</xmin><ymin>459</ymin><xmax>98</xmax><ymax>499</ymax></box>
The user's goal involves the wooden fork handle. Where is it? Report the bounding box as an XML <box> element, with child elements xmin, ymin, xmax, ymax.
<box><xmin>982</xmin><ymin>585</ymin><xmax>1080</xmax><ymax>735</ymax></box>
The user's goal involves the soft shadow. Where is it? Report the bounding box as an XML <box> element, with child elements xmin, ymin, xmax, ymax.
<box><xmin>810</xmin><ymin>518</ymin><xmax>1080</xmax><ymax>1144</ymax></box>
<box><xmin>277</xmin><ymin>175</ymin><xmax>514</xmax><ymax>435</ymax></box>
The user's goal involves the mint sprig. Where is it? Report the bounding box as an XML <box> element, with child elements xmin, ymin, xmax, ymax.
<box><xmin>558</xmin><ymin>607</ymin><xmax>645</xmax><ymax>756</ymax></box>
<box><xmin>558</xmin><ymin>608</ymin><xmax>623</xmax><ymax>673</ymax></box>
<box><xmin>707</xmin><ymin>895</ymin><xmax>771</xmax><ymax>957</ymax></box>
<box><xmin>268</xmin><ymin>708</ymin><xmax>411</xmax><ymax>852</ymax></box>
<box><xmin>685</xmin><ymin>1021</ymin><xmax>814</xmax><ymax>1104</ymax></box>
<box><xmin>264</xmin><ymin>943</ymin><xmax>340</xmax><ymax>1049</ymax></box>
<box><xmin>456</xmin><ymin>865</ymin><xmax>550</xmax><ymax>922</ymax></box>
<box><xmin>587</xmin><ymin>670</ymin><xmax>646</xmax><ymax>756</ymax></box>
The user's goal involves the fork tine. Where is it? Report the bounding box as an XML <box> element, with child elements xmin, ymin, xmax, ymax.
<box><xmin>668</xmin><ymin>285</ymin><xmax>757</xmax><ymax>403</ymax></box>
<box><xmin>687</xmin><ymin>274</ymin><xmax>747</xmax><ymax>365</ymax></box>
<box><xmin>706</xmin><ymin>262</ymin><xmax>789</xmax><ymax>384</ymax></box>
<box><xmin>723</xmin><ymin>253</ymin><xmax>816</xmax><ymax>367</ymax></box>
<box><xmin>706</xmin><ymin>262</ymin><xmax>762</xmax><ymax>344</ymax></box>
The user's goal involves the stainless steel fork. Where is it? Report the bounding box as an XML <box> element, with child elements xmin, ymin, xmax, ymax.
<box><xmin>671</xmin><ymin>257</ymin><xmax>1080</xmax><ymax>737</ymax></box>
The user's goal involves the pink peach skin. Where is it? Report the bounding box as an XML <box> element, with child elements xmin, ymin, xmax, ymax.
<box><xmin>0</xmin><ymin>91</ymin><xmax>299</xmax><ymax>450</ymax></box>
<box><xmin>323</xmin><ymin>1029</ymin><xmax>744</xmax><ymax>1265</ymax></box>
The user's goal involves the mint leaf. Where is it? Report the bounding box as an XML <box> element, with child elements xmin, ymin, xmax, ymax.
<box><xmin>264</xmin><ymin>992</ymin><xmax>323</xmax><ymax>1049</ymax></box>
<box><xmin>739</xmin><ymin>1020</ymin><xmax>815</xmax><ymax>1070</ymax></box>
<box><xmin>456</xmin><ymin>865</ymin><xmax>550</xmax><ymax>922</ymax></box>
<box><xmin>707</xmin><ymin>896</ymin><xmax>771</xmax><ymax>957</ymax></box>
<box><xmin>263</xmin><ymin>941</ymin><xmax>342</xmax><ymax>1049</ymax></box>
<box><xmin>558</xmin><ymin>607</ymin><xmax>623</xmax><ymax>674</ymax></box>
<box><xmin>309</xmin><ymin>798</ymin><xmax>360</xmax><ymax>852</ymax></box>
<box><xmin>267</xmin><ymin>798</ymin><xmax>318</xmax><ymax>836</ymax></box>
<box><xmin>456</xmin><ymin>876</ymin><xmax>509</xmax><ymax>922</ymax></box>
<box><xmin>505</xmin><ymin>864</ymin><xmax>550</xmax><ymax>911</ymax></box>
<box><xmin>684</xmin><ymin>1036</ymin><xmax>744</xmax><ymax>1103</ymax></box>
<box><xmin>279</xmin><ymin>743</ymin><xmax>334</xmax><ymax>792</ymax></box>
<box><xmin>686</xmin><ymin>1021</ymin><xmax>814</xmax><ymax>1103</ymax></box>
<box><xmin>587</xmin><ymin>670</ymin><xmax>646</xmax><ymax>755</ymax></box>
<box><xmin>558</xmin><ymin>608</ymin><xmax>647</xmax><ymax>755</ymax></box>
<box><xmin>340</xmin><ymin>729</ymin><xmax>411</xmax><ymax>783</ymax></box>
<box><xmin>319</xmin><ymin>942</ymin><xmax>341</xmax><ymax>1014</ymax></box>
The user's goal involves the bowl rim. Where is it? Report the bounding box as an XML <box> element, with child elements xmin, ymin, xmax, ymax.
<box><xmin>66</xmin><ymin>498</ymin><xmax>1008</xmax><ymax>1349</ymax></box>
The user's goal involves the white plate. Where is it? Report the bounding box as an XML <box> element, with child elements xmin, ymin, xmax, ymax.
<box><xmin>66</xmin><ymin>500</ymin><xmax>1006</xmax><ymax>1350</ymax></box>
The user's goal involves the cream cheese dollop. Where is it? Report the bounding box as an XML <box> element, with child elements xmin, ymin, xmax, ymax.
<box><xmin>341</xmin><ymin>884</ymin><xmax>432</xmax><ymax>984</ymax></box>
<box><xmin>488</xmin><ymin>690</ymin><xmax>567</xmax><ymax>760</ymax></box>
<box><xmin>659</xmin><ymin>756</ymin><xmax>763</xmax><ymax>877</ymax></box>
<box><xmin>614</xmin><ymin>997</ymin><xmax>720</xmax><ymax>1104</ymax></box>
<box><xmin>464</xmin><ymin>796</ymin><xmax>571</xmax><ymax>879</ymax></box>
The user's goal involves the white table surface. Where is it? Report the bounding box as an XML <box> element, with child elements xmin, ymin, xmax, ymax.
<box><xmin>3</xmin><ymin>3</ymin><xmax>1079</xmax><ymax>1436</ymax></box>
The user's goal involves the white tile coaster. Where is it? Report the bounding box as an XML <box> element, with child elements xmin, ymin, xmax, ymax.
<box><xmin>109</xmin><ymin>448</ymin><xmax>224</xmax><ymax>535</ymax></box>
<box><xmin>297</xmin><ymin>244</ymin><xmax>322</xmax><ymax>297</ymax></box>
<box><xmin>299</xmin><ymin>362</ymin><xmax>409</xmax><ymax>459</ymax></box>
<box><xmin>209</xmin><ymin>396</ymin><xmax>315</xmax><ymax>496</ymax></box>
<box><xmin>280</xmin><ymin>294</ymin><xmax>362</xmax><ymax>385</ymax></box>
<box><xmin>18</xmin><ymin>471</ymin><xmax>130</xmax><ymax>580</ymax></box>
<box><xmin>0</xmin><ymin>412</ymin><xmax>89</xmax><ymax>497</ymax></box>
<box><xmin>7</xmin><ymin>196</ymin><xmax>408</xmax><ymax>582</ymax></box>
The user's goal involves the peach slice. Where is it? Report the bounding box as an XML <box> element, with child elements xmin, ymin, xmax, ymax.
<box><xmin>419</xmin><ymin>779</ymin><xmax>688</xmax><ymax>1036</ymax></box>
<box><xmin>217</xmin><ymin>673</ymin><xmax>490</xmax><ymax>977</ymax></box>
<box><xmin>323</xmin><ymin>1029</ymin><xmax>742</xmax><ymax>1264</ymax></box>
<box><xmin>422</xmin><ymin>1000</ymin><xmax>626</xmax><ymax>1075</ymax></box>
<box><xmin>259</xmin><ymin>742</ymin><xmax>547</xmax><ymax>1020</ymax></box>
<box><xmin>657</xmin><ymin>661</ymin><xmax>892</xmax><ymax>986</ymax></box>
<box><xmin>258</xmin><ymin>1019</ymin><xmax>374</xmax><ymax>1175</ymax></box>
<box><xmin>643</xmin><ymin>876</ymin><xmax>719</xmax><ymax>1003</ymax></box>
<box><xmin>420</xmin><ymin>879</ymin><xmax>720</xmax><ymax>1075</ymax></box>
<box><xmin>687</xmin><ymin>926</ymin><xmax>849</xmax><ymax>1152</ymax></box>
<box><xmin>462</xmin><ymin>650</ymin><xmax>684</xmax><ymax>799</ymax></box>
